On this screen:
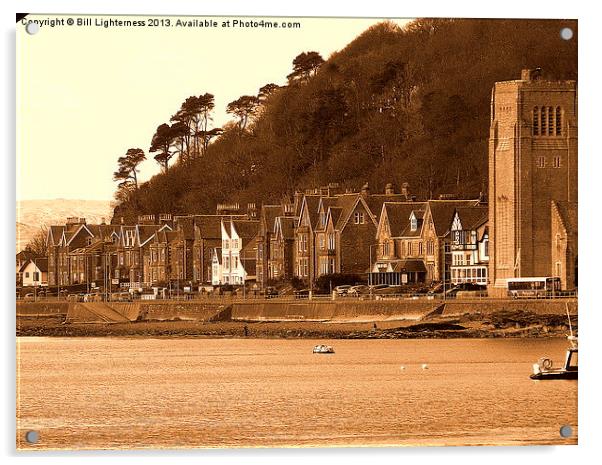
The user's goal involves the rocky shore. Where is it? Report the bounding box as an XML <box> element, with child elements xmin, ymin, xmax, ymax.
<box><xmin>16</xmin><ymin>309</ymin><xmax>577</xmax><ymax>339</ymax></box>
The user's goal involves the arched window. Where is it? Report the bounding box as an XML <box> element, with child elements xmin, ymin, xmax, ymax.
<box><xmin>556</xmin><ymin>107</ymin><xmax>562</xmax><ymax>135</ymax></box>
<box><xmin>540</xmin><ymin>107</ymin><xmax>547</xmax><ymax>135</ymax></box>
<box><xmin>547</xmin><ymin>106</ymin><xmax>554</xmax><ymax>135</ymax></box>
<box><xmin>533</xmin><ymin>106</ymin><xmax>539</xmax><ymax>135</ymax></box>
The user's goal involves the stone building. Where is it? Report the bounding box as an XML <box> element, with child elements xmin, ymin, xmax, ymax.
<box><xmin>488</xmin><ymin>68</ymin><xmax>578</xmax><ymax>295</ymax></box>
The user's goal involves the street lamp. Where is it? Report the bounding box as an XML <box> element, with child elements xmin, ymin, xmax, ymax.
<box><xmin>368</xmin><ymin>243</ymin><xmax>380</xmax><ymax>286</ymax></box>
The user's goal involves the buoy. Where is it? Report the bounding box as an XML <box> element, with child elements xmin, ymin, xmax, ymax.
<box><xmin>400</xmin><ymin>365</ymin><xmax>405</xmax><ymax>371</ymax></box>
<box><xmin>421</xmin><ymin>364</ymin><xmax>429</xmax><ymax>370</ymax></box>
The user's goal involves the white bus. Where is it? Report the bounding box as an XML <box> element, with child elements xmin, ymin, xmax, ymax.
<box><xmin>506</xmin><ymin>277</ymin><xmax>561</xmax><ymax>298</ymax></box>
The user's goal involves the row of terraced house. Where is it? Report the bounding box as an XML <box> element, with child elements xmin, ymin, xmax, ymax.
<box><xmin>43</xmin><ymin>182</ymin><xmax>496</xmax><ymax>292</ymax></box>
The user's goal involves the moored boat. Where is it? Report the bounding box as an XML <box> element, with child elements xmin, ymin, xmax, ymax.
<box><xmin>530</xmin><ymin>335</ymin><xmax>577</xmax><ymax>380</ymax></box>
<box><xmin>313</xmin><ymin>344</ymin><xmax>334</xmax><ymax>354</ymax></box>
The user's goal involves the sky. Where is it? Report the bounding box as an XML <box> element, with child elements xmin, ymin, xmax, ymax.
<box><xmin>16</xmin><ymin>15</ymin><xmax>412</xmax><ymax>201</ymax></box>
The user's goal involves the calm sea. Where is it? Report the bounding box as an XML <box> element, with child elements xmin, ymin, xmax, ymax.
<box><xmin>16</xmin><ymin>337</ymin><xmax>577</xmax><ymax>449</ymax></box>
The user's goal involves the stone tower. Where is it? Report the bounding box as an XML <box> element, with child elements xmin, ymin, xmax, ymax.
<box><xmin>488</xmin><ymin>68</ymin><xmax>577</xmax><ymax>296</ymax></box>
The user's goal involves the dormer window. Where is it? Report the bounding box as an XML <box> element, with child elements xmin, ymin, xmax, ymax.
<box><xmin>410</xmin><ymin>213</ymin><xmax>418</xmax><ymax>232</ymax></box>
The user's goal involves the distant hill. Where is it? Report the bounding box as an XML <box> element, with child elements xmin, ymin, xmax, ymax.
<box><xmin>16</xmin><ymin>199</ymin><xmax>113</xmax><ymax>253</ymax></box>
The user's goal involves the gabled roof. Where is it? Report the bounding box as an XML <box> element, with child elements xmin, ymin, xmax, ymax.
<box><xmin>194</xmin><ymin>215</ymin><xmax>227</xmax><ymax>239</ymax></box>
<box><xmin>365</xmin><ymin>193</ymin><xmax>411</xmax><ymax>224</ymax></box>
<box><xmin>19</xmin><ymin>257</ymin><xmax>48</xmax><ymax>273</ymax></box>
<box><xmin>453</xmin><ymin>206</ymin><xmax>489</xmax><ymax>231</ymax></box>
<box><xmin>260</xmin><ymin>205</ymin><xmax>283</xmax><ymax>234</ymax></box>
<box><xmin>231</xmin><ymin>220</ymin><xmax>259</xmax><ymax>240</ymax></box>
<box><xmin>274</xmin><ymin>216</ymin><xmax>297</xmax><ymax>240</ymax></box>
<box><xmin>428</xmin><ymin>200</ymin><xmax>481</xmax><ymax>237</ymax></box>
<box><xmin>47</xmin><ymin>226</ymin><xmax>65</xmax><ymax>246</ymax></box>
<box><xmin>379</xmin><ymin>202</ymin><xmax>425</xmax><ymax>237</ymax></box>
<box><xmin>298</xmin><ymin>195</ymin><xmax>321</xmax><ymax>229</ymax></box>
<box><xmin>138</xmin><ymin>224</ymin><xmax>171</xmax><ymax>246</ymax></box>
<box><xmin>65</xmin><ymin>223</ymin><xmax>95</xmax><ymax>246</ymax></box>
<box><xmin>315</xmin><ymin>197</ymin><xmax>339</xmax><ymax>230</ymax></box>
<box><xmin>326</xmin><ymin>207</ymin><xmax>344</xmax><ymax>230</ymax></box>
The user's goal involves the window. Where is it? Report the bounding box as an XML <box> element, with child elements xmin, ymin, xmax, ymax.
<box><xmin>224</xmin><ymin>257</ymin><xmax>230</xmax><ymax>270</ymax></box>
<box><xmin>223</xmin><ymin>239</ymin><xmax>229</xmax><ymax>249</ymax></box>
<box><xmin>418</xmin><ymin>242</ymin><xmax>423</xmax><ymax>255</ymax></box>
<box><xmin>233</xmin><ymin>256</ymin><xmax>239</xmax><ymax>269</ymax></box>
<box><xmin>540</xmin><ymin>107</ymin><xmax>547</xmax><ymax>135</ymax></box>
<box><xmin>319</xmin><ymin>235</ymin><xmax>325</xmax><ymax>250</ymax></box>
<box><xmin>25</xmin><ymin>272</ymin><xmax>30</xmax><ymax>278</ymax></box>
<box><xmin>408</xmin><ymin>242</ymin><xmax>413</xmax><ymax>256</ymax></box>
<box><xmin>329</xmin><ymin>258</ymin><xmax>336</xmax><ymax>274</ymax></box>
<box><xmin>553</xmin><ymin>156</ymin><xmax>561</xmax><ymax>168</ymax></box>
<box><xmin>354</xmin><ymin>211</ymin><xmax>365</xmax><ymax>224</ymax></box>
<box><xmin>547</xmin><ymin>106</ymin><xmax>554</xmax><ymax>136</ymax></box>
<box><xmin>537</xmin><ymin>156</ymin><xmax>546</xmax><ymax>168</ymax></box>
<box><xmin>556</xmin><ymin>107</ymin><xmax>562</xmax><ymax>135</ymax></box>
<box><xmin>483</xmin><ymin>238</ymin><xmax>489</xmax><ymax>258</ymax></box>
<box><xmin>328</xmin><ymin>233</ymin><xmax>335</xmax><ymax>250</ymax></box>
<box><xmin>555</xmin><ymin>261</ymin><xmax>562</xmax><ymax>278</ymax></box>
<box><xmin>383</xmin><ymin>241</ymin><xmax>390</xmax><ymax>257</ymax></box>
<box><xmin>533</xmin><ymin>106</ymin><xmax>539</xmax><ymax>135</ymax></box>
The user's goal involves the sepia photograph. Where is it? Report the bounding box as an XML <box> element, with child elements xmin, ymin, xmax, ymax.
<box><xmin>15</xmin><ymin>13</ymin><xmax>578</xmax><ymax>450</ymax></box>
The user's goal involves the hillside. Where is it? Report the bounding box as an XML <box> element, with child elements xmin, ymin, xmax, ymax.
<box><xmin>112</xmin><ymin>18</ymin><xmax>577</xmax><ymax>223</ymax></box>
<box><xmin>16</xmin><ymin>199</ymin><xmax>113</xmax><ymax>252</ymax></box>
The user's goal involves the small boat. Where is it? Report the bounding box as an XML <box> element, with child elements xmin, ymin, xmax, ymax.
<box><xmin>313</xmin><ymin>344</ymin><xmax>334</xmax><ymax>354</ymax></box>
<box><xmin>530</xmin><ymin>305</ymin><xmax>577</xmax><ymax>380</ymax></box>
<box><xmin>530</xmin><ymin>337</ymin><xmax>577</xmax><ymax>380</ymax></box>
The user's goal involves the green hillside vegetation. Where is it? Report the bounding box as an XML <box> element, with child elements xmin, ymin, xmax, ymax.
<box><xmin>111</xmin><ymin>18</ymin><xmax>577</xmax><ymax>223</ymax></box>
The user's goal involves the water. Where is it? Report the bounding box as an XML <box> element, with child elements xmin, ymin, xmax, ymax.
<box><xmin>16</xmin><ymin>337</ymin><xmax>577</xmax><ymax>450</ymax></box>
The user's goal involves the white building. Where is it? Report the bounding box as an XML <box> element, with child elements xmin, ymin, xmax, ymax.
<box><xmin>211</xmin><ymin>247</ymin><xmax>223</xmax><ymax>286</ymax></box>
<box><xmin>19</xmin><ymin>258</ymin><xmax>48</xmax><ymax>287</ymax></box>
<box><xmin>449</xmin><ymin>207</ymin><xmax>489</xmax><ymax>286</ymax></box>
<box><xmin>219</xmin><ymin>218</ymin><xmax>258</xmax><ymax>285</ymax></box>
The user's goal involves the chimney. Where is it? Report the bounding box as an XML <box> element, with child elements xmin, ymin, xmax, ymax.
<box><xmin>385</xmin><ymin>183</ymin><xmax>395</xmax><ymax>195</ymax></box>
<box><xmin>283</xmin><ymin>203</ymin><xmax>294</xmax><ymax>216</ymax></box>
<box><xmin>247</xmin><ymin>203</ymin><xmax>257</xmax><ymax>219</ymax></box>
<box><xmin>159</xmin><ymin>213</ymin><xmax>172</xmax><ymax>225</ymax></box>
<box><xmin>401</xmin><ymin>182</ymin><xmax>410</xmax><ymax>200</ymax></box>
<box><xmin>360</xmin><ymin>182</ymin><xmax>370</xmax><ymax>197</ymax></box>
<box><xmin>521</xmin><ymin>67</ymin><xmax>542</xmax><ymax>81</ymax></box>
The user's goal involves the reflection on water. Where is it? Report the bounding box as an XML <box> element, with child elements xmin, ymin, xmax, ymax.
<box><xmin>16</xmin><ymin>337</ymin><xmax>577</xmax><ymax>449</ymax></box>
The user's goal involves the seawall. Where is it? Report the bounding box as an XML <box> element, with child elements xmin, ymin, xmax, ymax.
<box><xmin>17</xmin><ymin>298</ymin><xmax>577</xmax><ymax>324</ymax></box>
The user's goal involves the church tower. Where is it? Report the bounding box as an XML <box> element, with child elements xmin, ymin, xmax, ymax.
<box><xmin>488</xmin><ymin>68</ymin><xmax>577</xmax><ymax>296</ymax></box>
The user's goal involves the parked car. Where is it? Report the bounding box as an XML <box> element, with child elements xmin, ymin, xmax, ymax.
<box><xmin>110</xmin><ymin>292</ymin><xmax>133</xmax><ymax>302</ymax></box>
<box><xmin>334</xmin><ymin>285</ymin><xmax>352</xmax><ymax>296</ymax></box>
<box><xmin>24</xmin><ymin>293</ymin><xmax>35</xmax><ymax>301</ymax></box>
<box><xmin>348</xmin><ymin>285</ymin><xmax>369</xmax><ymax>296</ymax></box>
<box><xmin>368</xmin><ymin>284</ymin><xmax>389</xmax><ymax>293</ymax></box>
<box><xmin>374</xmin><ymin>285</ymin><xmax>403</xmax><ymax>295</ymax></box>
<box><xmin>264</xmin><ymin>286</ymin><xmax>278</xmax><ymax>298</ymax></box>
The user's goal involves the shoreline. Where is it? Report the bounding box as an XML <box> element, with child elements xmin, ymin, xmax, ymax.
<box><xmin>16</xmin><ymin>310</ymin><xmax>576</xmax><ymax>339</ymax></box>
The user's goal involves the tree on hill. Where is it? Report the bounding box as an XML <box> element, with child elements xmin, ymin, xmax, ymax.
<box><xmin>113</xmin><ymin>148</ymin><xmax>145</xmax><ymax>190</ymax></box>
<box><xmin>149</xmin><ymin>123</ymin><xmax>177</xmax><ymax>172</ymax></box>
<box><xmin>226</xmin><ymin>95</ymin><xmax>260</xmax><ymax>132</ymax></box>
<box><xmin>287</xmin><ymin>51</ymin><xmax>325</xmax><ymax>82</ymax></box>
